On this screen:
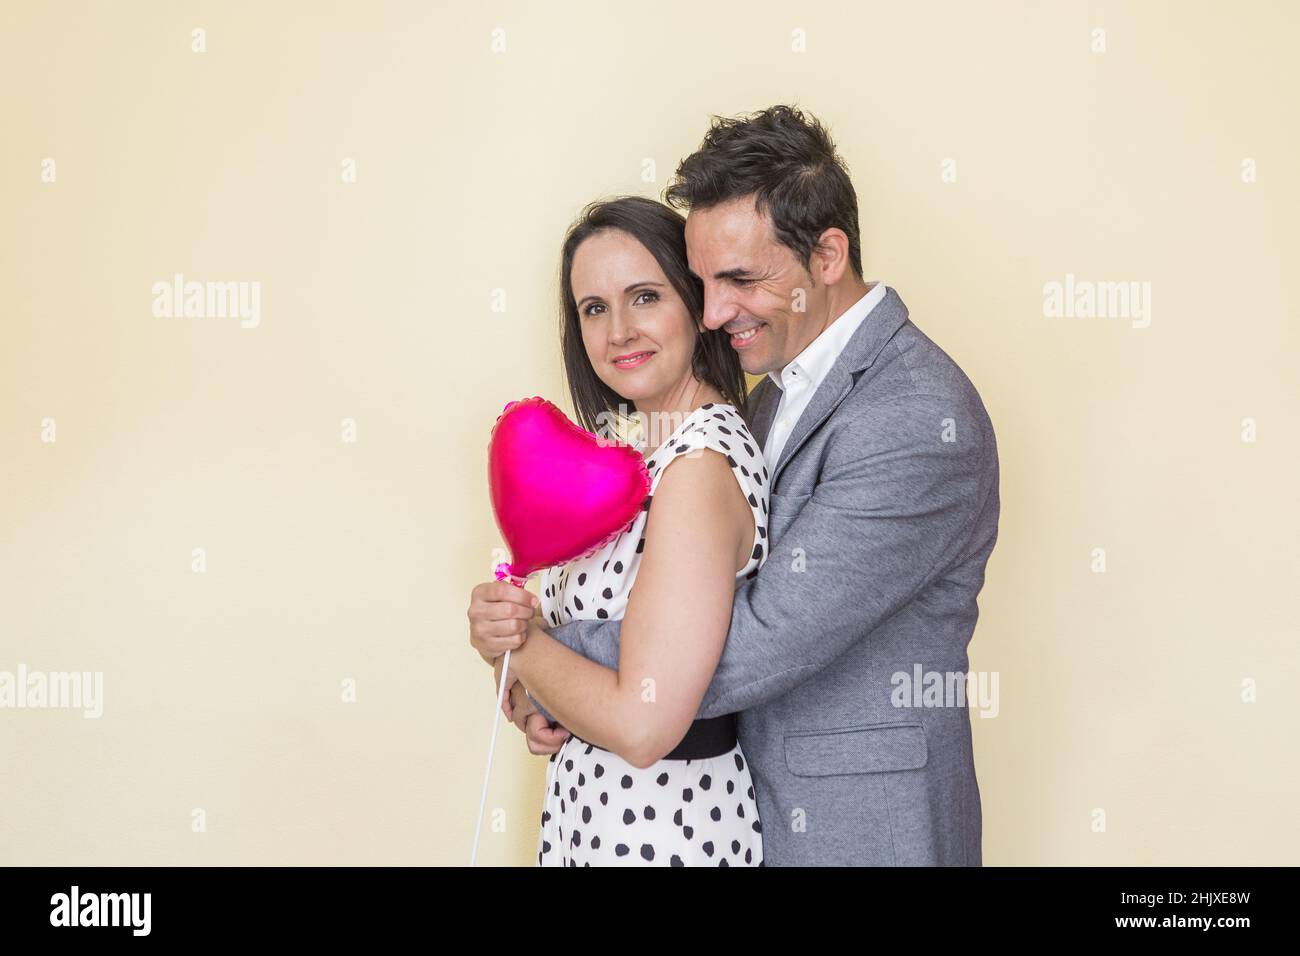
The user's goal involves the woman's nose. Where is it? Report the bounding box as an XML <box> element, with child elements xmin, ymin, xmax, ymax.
<box><xmin>607</xmin><ymin>307</ymin><xmax>636</xmax><ymax>345</ymax></box>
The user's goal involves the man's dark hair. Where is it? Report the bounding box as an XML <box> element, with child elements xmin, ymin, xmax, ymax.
<box><xmin>665</xmin><ymin>105</ymin><xmax>863</xmax><ymax>279</ymax></box>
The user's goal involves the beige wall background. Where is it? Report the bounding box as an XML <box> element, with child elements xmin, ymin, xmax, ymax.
<box><xmin>2</xmin><ymin>1</ymin><xmax>1296</xmax><ymax>866</ymax></box>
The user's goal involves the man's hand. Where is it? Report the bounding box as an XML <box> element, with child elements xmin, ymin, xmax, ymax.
<box><xmin>493</xmin><ymin>655</ymin><xmax>535</xmax><ymax>726</ymax></box>
<box><xmin>524</xmin><ymin>712</ymin><xmax>570</xmax><ymax>755</ymax></box>
<box><xmin>507</xmin><ymin>679</ymin><xmax>535</xmax><ymax>729</ymax></box>
<box><xmin>468</xmin><ymin>580</ymin><xmax>540</xmax><ymax>663</ymax></box>
<box><xmin>496</xmin><ymin>664</ymin><xmax>569</xmax><ymax>755</ymax></box>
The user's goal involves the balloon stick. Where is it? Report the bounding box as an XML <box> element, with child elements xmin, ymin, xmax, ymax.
<box><xmin>470</xmin><ymin>564</ymin><xmax>528</xmax><ymax>866</ymax></box>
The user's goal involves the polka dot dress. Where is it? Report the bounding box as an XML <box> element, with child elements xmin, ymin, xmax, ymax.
<box><xmin>536</xmin><ymin>402</ymin><xmax>769</xmax><ymax>866</ymax></box>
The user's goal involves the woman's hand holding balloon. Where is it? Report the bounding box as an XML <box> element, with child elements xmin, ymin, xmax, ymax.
<box><xmin>467</xmin><ymin>580</ymin><xmax>539</xmax><ymax>663</ymax></box>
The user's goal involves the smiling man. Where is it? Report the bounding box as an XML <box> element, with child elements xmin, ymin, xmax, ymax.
<box><xmin>483</xmin><ymin>105</ymin><xmax>1001</xmax><ymax>866</ymax></box>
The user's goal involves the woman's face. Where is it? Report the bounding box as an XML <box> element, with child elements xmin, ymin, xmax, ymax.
<box><xmin>569</xmin><ymin>229</ymin><xmax>700</xmax><ymax>411</ymax></box>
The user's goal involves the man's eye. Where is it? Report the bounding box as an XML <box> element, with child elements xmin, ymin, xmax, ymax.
<box><xmin>733</xmin><ymin>278</ymin><xmax>753</xmax><ymax>287</ymax></box>
<box><xmin>633</xmin><ymin>290</ymin><xmax>659</xmax><ymax>306</ymax></box>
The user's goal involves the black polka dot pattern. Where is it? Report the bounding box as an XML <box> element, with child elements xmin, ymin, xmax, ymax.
<box><xmin>534</xmin><ymin>402</ymin><xmax>769</xmax><ymax>866</ymax></box>
<box><xmin>537</xmin><ymin>733</ymin><xmax>763</xmax><ymax>867</ymax></box>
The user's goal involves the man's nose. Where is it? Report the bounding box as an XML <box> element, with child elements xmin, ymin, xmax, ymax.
<box><xmin>702</xmin><ymin>287</ymin><xmax>737</xmax><ymax>331</ymax></box>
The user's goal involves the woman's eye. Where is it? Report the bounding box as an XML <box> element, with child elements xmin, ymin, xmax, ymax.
<box><xmin>582</xmin><ymin>303</ymin><xmax>606</xmax><ymax>317</ymax></box>
<box><xmin>633</xmin><ymin>290</ymin><xmax>659</xmax><ymax>306</ymax></box>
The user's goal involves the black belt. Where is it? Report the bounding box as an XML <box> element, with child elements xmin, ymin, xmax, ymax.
<box><xmin>576</xmin><ymin>713</ymin><xmax>738</xmax><ymax>761</ymax></box>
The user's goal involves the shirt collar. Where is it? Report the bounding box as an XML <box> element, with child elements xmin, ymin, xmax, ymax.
<box><xmin>767</xmin><ymin>281</ymin><xmax>887</xmax><ymax>392</ymax></box>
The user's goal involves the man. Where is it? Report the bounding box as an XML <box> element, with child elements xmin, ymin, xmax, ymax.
<box><xmin>475</xmin><ymin>105</ymin><xmax>999</xmax><ymax>865</ymax></box>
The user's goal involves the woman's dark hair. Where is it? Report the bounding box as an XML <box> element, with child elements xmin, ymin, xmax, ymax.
<box><xmin>559</xmin><ymin>196</ymin><xmax>747</xmax><ymax>435</ymax></box>
<box><xmin>665</xmin><ymin>104</ymin><xmax>863</xmax><ymax>279</ymax></box>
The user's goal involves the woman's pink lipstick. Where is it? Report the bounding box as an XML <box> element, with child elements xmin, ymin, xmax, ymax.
<box><xmin>612</xmin><ymin>351</ymin><xmax>654</xmax><ymax>370</ymax></box>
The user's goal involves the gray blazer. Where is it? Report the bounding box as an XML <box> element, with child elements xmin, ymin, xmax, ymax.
<box><xmin>539</xmin><ymin>287</ymin><xmax>1000</xmax><ymax>866</ymax></box>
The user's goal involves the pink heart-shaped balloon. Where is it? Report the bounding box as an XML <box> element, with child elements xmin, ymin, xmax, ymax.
<box><xmin>489</xmin><ymin>397</ymin><xmax>650</xmax><ymax>580</ymax></box>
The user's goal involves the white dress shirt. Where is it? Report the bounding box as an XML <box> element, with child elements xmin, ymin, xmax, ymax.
<box><xmin>762</xmin><ymin>281</ymin><xmax>887</xmax><ymax>474</ymax></box>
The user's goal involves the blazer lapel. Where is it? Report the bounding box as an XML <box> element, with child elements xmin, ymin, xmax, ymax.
<box><xmin>770</xmin><ymin>287</ymin><xmax>910</xmax><ymax>488</ymax></box>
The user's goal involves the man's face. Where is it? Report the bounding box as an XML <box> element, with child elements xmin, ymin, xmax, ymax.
<box><xmin>684</xmin><ymin>196</ymin><xmax>828</xmax><ymax>376</ymax></box>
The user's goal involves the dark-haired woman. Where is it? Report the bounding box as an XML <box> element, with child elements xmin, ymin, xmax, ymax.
<box><xmin>467</xmin><ymin>196</ymin><xmax>768</xmax><ymax>866</ymax></box>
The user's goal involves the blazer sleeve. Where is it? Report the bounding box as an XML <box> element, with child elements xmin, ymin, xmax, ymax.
<box><xmin>542</xmin><ymin>391</ymin><xmax>994</xmax><ymax>720</ymax></box>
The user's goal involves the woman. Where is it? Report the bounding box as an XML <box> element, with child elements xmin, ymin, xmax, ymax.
<box><xmin>466</xmin><ymin>196</ymin><xmax>770</xmax><ymax>866</ymax></box>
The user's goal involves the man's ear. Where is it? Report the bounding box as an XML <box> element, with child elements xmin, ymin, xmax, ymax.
<box><xmin>812</xmin><ymin>228</ymin><xmax>852</xmax><ymax>286</ymax></box>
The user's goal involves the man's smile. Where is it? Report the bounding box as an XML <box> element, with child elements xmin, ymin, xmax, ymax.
<box><xmin>725</xmin><ymin>320</ymin><xmax>765</xmax><ymax>350</ymax></box>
